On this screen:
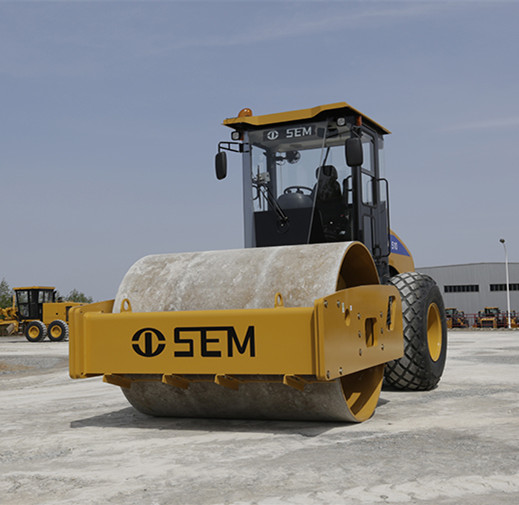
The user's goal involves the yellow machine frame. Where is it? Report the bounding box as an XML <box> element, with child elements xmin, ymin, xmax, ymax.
<box><xmin>41</xmin><ymin>302</ymin><xmax>79</xmax><ymax>325</ymax></box>
<box><xmin>70</xmin><ymin>284</ymin><xmax>403</xmax><ymax>389</ymax></box>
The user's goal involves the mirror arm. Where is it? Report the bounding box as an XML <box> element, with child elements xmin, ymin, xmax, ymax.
<box><xmin>218</xmin><ymin>141</ymin><xmax>249</xmax><ymax>154</ymax></box>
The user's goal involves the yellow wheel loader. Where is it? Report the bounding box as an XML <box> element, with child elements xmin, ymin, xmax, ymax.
<box><xmin>0</xmin><ymin>287</ymin><xmax>81</xmax><ymax>342</ymax></box>
<box><xmin>69</xmin><ymin>102</ymin><xmax>447</xmax><ymax>422</ymax></box>
<box><xmin>474</xmin><ymin>307</ymin><xmax>506</xmax><ymax>329</ymax></box>
<box><xmin>446</xmin><ymin>307</ymin><xmax>468</xmax><ymax>329</ymax></box>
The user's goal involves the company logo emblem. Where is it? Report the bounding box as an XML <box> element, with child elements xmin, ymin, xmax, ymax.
<box><xmin>131</xmin><ymin>326</ymin><xmax>255</xmax><ymax>358</ymax></box>
<box><xmin>174</xmin><ymin>326</ymin><xmax>255</xmax><ymax>357</ymax></box>
<box><xmin>267</xmin><ymin>130</ymin><xmax>279</xmax><ymax>140</ymax></box>
<box><xmin>132</xmin><ymin>328</ymin><xmax>166</xmax><ymax>357</ymax></box>
<box><xmin>390</xmin><ymin>234</ymin><xmax>410</xmax><ymax>257</ymax></box>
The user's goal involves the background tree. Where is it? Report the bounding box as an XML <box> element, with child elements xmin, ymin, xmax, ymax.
<box><xmin>0</xmin><ymin>278</ymin><xmax>14</xmax><ymax>308</ymax></box>
<box><xmin>66</xmin><ymin>289</ymin><xmax>94</xmax><ymax>304</ymax></box>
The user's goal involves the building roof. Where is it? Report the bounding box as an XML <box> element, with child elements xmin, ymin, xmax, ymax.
<box><xmin>418</xmin><ymin>262</ymin><xmax>519</xmax><ymax>269</ymax></box>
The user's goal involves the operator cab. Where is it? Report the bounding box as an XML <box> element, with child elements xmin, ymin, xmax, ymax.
<box><xmin>216</xmin><ymin>102</ymin><xmax>391</xmax><ymax>282</ymax></box>
<box><xmin>14</xmin><ymin>287</ymin><xmax>56</xmax><ymax>320</ymax></box>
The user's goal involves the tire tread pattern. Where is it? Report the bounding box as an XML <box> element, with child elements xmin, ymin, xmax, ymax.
<box><xmin>385</xmin><ymin>272</ymin><xmax>447</xmax><ymax>391</ymax></box>
<box><xmin>25</xmin><ymin>320</ymin><xmax>47</xmax><ymax>342</ymax></box>
<box><xmin>47</xmin><ymin>319</ymin><xmax>69</xmax><ymax>342</ymax></box>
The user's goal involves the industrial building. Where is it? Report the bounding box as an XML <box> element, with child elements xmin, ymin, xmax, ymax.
<box><xmin>417</xmin><ymin>263</ymin><xmax>519</xmax><ymax>318</ymax></box>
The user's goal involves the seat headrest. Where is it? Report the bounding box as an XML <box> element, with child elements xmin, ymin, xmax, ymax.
<box><xmin>315</xmin><ymin>165</ymin><xmax>338</xmax><ymax>179</ymax></box>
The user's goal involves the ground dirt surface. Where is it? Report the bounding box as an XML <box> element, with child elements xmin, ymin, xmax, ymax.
<box><xmin>1</xmin><ymin>330</ymin><xmax>518</xmax><ymax>505</ymax></box>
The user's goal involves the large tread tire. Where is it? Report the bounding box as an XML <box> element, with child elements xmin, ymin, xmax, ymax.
<box><xmin>385</xmin><ymin>272</ymin><xmax>447</xmax><ymax>390</ymax></box>
<box><xmin>47</xmin><ymin>320</ymin><xmax>69</xmax><ymax>342</ymax></box>
<box><xmin>25</xmin><ymin>320</ymin><xmax>47</xmax><ymax>342</ymax></box>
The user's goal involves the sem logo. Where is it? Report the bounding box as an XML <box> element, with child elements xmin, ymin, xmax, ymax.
<box><xmin>174</xmin><ymin>326</ymin><xmax>255</xmax><ymax>358</ymax></box>
<box><xmin>131</xmin><ymin>326</ymin><xmax>255</xmax><ymax>358</ymax></box>
<box><xmin>286</xmin><ymin>126</ymin><xmax>312</xmax><ymax>138</ymax></box>
<box><xmin>132</xmin><ymin>328</ymin><xmax>166</xmax><ymax>357</ymax></box>
<box><xmin>266</xmin><ymin>130</ymin><xmax>279</xmax><ymax>140</ymax></box>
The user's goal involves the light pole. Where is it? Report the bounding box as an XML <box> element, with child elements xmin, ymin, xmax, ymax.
<box><xmin>499</xmin><ymin>238</ymin><xmax>512</xmax><ymax>329</ymax></box>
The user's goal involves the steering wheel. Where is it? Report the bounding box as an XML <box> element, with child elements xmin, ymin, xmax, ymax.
<box><xmin>283</xmin><ymin>186</ymin><xmax>313</xmax><ymax>195</ymax></box>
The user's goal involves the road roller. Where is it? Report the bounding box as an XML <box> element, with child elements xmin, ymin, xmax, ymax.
<box><xmin>69</xmin><ymin>102</ymin><xmax>447</xmax><ymax>422</ymax></box>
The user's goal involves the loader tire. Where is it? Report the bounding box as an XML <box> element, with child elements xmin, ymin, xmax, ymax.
<box><xmin>385</xmin><ymin>272</ymin><xmax>447</xmax><ymax>390</ymax></box>
<box><xmin>25</xmin><ymin>320</ymin><xmax>47</xmax><ymax>342</ymax></box>
<box><xmin>47</xmin><ymin>320</ymin><xmax>69</xmax><ymax>342</ymax></box>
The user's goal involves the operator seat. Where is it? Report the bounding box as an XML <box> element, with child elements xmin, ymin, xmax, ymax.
<box><xmin>313</xmin><ymin>165</ymin><xmax>351</xmax><ymax>241</ymax></box>
<box><xmin>315</xmin><ymin>165</ymin><xmax>342</xmax><ymax>202</ymax></box>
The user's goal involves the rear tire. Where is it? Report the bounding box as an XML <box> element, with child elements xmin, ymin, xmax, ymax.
<box><xmin>385</xmin><ymin>272</ymin><xmax>447</xmax><ymax>390</ymax></box>
<box><xmin>47</xmin><ymin>320</ymin><xmax>69</xmax><ymax>342</ymax></box>
<box><xmin>25</xmin><ymin>321</ymin><xmax>47</xmax><ymax>342</ymax></box>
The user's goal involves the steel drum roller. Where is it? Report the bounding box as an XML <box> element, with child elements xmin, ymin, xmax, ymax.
<box><xmin>114</xmin><ymin>242</ymin><xmax>384</xmax><ymax>422</ymax></box>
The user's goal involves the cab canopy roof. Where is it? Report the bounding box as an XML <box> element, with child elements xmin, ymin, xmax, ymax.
<box><xmin>223</xmin><ymin>102</ymin><xmax>390</xmax><ymax>135</ymax></box>
<box><xmin>14</xmin><ymin>286</ymin><xmax>56</xmax><ymax>291</ymax></box>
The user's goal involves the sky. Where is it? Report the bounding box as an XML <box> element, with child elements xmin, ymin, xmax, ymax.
<box><xmin>1</xmin><ymin>0</ymin><xmax>518</xmax><ymax>301</ymax></box>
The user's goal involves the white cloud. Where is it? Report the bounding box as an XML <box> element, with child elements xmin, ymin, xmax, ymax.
<box><xmin>0</xmin><ymin>1</ymin><xmax>466</xmax><ymax>77</ymax></box>
<box><xmin>162</xmin><ymin>3</ymin><xmax>444</xmax><ymax>51</ymax></box>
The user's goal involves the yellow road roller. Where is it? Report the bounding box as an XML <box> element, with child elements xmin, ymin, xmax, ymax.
<box><xmin>69</xmin><ymin>102</ymin><xmax>447</xmax><ymax>422</ymax></box>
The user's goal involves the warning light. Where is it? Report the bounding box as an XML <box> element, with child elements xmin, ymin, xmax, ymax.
<box><xmin>238</xmin><ymin>108</ymin><xmax>253</xmax><ymax>118</ymax></box>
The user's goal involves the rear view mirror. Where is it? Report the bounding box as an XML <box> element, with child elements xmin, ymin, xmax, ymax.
<box><xmin>345</xmin><ymin>137</ymin><xmax>363</xmax><ymax>167</ymax></box>
<box><xmin>215</xmin><ymin>152</ymin><xmax>227</xmax><ymax>180</ymax></box>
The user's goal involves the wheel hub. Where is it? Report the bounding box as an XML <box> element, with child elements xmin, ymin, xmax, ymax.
<box><xmin>427</xmin><ymin>303</ymin><xmax>442</xmax><ymax>362</ymax></box>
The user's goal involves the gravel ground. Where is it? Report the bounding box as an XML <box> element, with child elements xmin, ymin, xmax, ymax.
<box><xmin>1</xmin><ymin>330</ymin><xmax>518</xmax><ymax>505</ymax></box>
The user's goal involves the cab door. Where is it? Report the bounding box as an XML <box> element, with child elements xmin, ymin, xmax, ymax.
<box><xmin>28</xmin><ymin>289</ymin><xmax>43</xmax><ymax>320</ymax></box>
